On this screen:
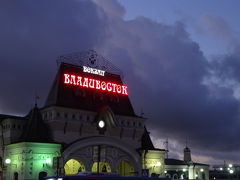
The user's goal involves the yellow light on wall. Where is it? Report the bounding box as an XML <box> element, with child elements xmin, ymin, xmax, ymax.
<box><xmin>5</xmin><ymin>158</ymin><xmax>11</xmax><ymax>164</ymax></box>
<box><xmin>155</xmin><ymin>162</ymin><xmax>161</xmax><ymax>167</ymax></box>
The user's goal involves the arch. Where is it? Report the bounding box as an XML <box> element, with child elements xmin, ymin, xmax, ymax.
<box><xmin>38</xmin><ymin>172</ymin><xmax>47</xmax><ymax>180</ymax></box>
<box><xmin>117</xmin><ymin>160</ymin><xmax>134</xmax><ymax>176</ymax></box>
<box><xmin>166</xmin><ymin>174</ymin><xmax>171</xmax><ymax>178</ymax></box>
<box><xmin>64</xmin><ymin>159</ymin><xmax>86</xmax><ymax>175</ymax></box>
<box><xmin>172</xmin><ymin>174</ymin><xmax>178</xmax><ymax>180</ymax></box>
<box><xmin>91</xmin><ymin>162</ymin><xmax>111</xmax><ymax>173</ymax></box>
<box><xmin>62</xmin><ymin>136</ymin><xmax>140</xmax><ymax>170</ymax></box>
<box><xmin>13</xmin><ymin>172</ymin><xmax>18</xmax><ymax>180</ymax></box>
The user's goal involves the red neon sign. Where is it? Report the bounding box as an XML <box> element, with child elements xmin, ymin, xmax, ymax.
<box><xmin>63</xmin><ymin>73</ymin><xmax>128</xmax><ymax>95</ymax></box>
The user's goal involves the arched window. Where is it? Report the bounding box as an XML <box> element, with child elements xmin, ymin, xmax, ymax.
<box><xmin>14</xmin><ymin>172</ymin><xmax>18</xmax><ymax>180</ymax></box>
<box><xmin>38</xmin><ymin>172</ymin><xmax>47</xmax><ymax>180</ymax></box>
<box><xmin>172</xmin><ymin>174</ymin><xmax>178</xmax><ymax>180</ymax></box>
<box><xmin>91</xmin><ymin>162</ymin><xmax>111</xmax><ymax>173</ymax></box>
<box><xmin>64</xmin><ymin>159</ymin><xmax>86</xmax><ymax>175</ymax></box>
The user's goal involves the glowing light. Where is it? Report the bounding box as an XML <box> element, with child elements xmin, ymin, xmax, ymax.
<box><xmin>45</xmin><ymin>158</ymin><xmax>51</xmax><ymax>164</ymax></box>
<box><xmin>228</xmin><ymin>168</ymin><xmax>230</xmax><ymax>170</ymax></box>
<box><xmin>183</xmin><ymin>169</ymin><xmax>186</xmax><ymax>172</ymax></box>
<box><xmin>220</xmin><ymin>167</ymin><xmax>223</xmax><ymax>171</ymax></box>
<box><xmin>155</xmin><ymin>162</ymin><xmax>161</xmax><ymax>167</ymax></box>
<box><xmin>200</xmin><ymin>168</ymin><xmax>204</xmax><ymax>172</ymax></box>
<box><xmin>98</xmin><ymin>120</ymin><xmax>105</xmax><ymax>128</ymax></box>
<box><xmin>230</xmin><ymin>169</ymin><xmax>234</xmax><ymax>174</ymax></box>
<box><xmin>5</xmin><ymin>158</ymin><xmax>11</xmax><ymax>164</ymax></box>
<box><xmin>164</xmin><ymin>171</ymin><xmax>167</xmax><ymax>173</ymax></box>
<box><xmin>229</xmin><ymin>164</ymin><xmax>233</xmax><ymax>168</ymax></box>
<box><xmin>195</xmin><ymin>174</ymin><xmax>198</xmax><ymax>177</ymax></box>
<box><xmin>64</xmin><ymin>73</ymin><xmax>128</xmax><ymax>95</ymax></box>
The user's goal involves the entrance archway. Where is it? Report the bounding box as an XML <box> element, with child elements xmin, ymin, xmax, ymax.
<box><xmin>117</xmin><ymin>160</ymin><xmax>134</xmax><ymax>176</ymax></box>
<box><xmin>38</xmin><ymin>172</ymin><xmax>47</xmax><ymax>180</ymax></box>
<box><xmin>64</xmin><ymin>159</ymin><xmax>86</xmax><ymax>175</ymax></box>
<box><xmin>91</xmin><ymin>162</ymin><xmax>111</xmax><ymax>173</ymax></box>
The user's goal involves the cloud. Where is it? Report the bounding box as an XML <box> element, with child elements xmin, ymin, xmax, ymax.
<box><xmin>0</xmin><ymin>0</ymin><xmax>108</xmax><ymax>114</ymax></box>
<box><xmin>94</xmin><ymin>1</ymin><xmax>240</xmax><ymax>163</ymax></box>
<box><xmin>1</xmin><ymin>0</ymin><xmax>240</xmax><ymax>164</ymax></box>
<box><xmin>200</xmin><ymin>14</ymin><xmax>234</xmax><ymax>42</ymax></box>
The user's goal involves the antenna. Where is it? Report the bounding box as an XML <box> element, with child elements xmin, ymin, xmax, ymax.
<box><xmin>34</xmin><ymin>93</ymin><xmax>40</xmax><ymax>107</ymax></box>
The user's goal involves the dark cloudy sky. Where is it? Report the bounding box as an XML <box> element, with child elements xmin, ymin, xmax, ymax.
<box><xmin>1</xmin><ymin>0</ymin><xmax>240</xmax><ymax>166</ymax></box>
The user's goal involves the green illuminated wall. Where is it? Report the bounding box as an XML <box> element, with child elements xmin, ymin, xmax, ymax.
<box><xmin>4</xmin><ymin>142</ymin><xmax>61</xmax><ymax>180</ymax></box>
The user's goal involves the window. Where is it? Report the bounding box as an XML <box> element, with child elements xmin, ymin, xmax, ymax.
<box><xmin>64</xmin><ymin>113</ymin><xmax>68</xmax><ymax>118</ymax></box>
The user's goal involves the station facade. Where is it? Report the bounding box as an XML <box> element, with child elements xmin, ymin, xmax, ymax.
<box><xmin>0</xmin><ymin>50</ymin><xmax>166</xmax><ymax>180</ymax></box>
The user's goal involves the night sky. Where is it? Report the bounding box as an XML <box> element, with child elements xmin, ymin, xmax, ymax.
<box><xmin>1</xmin><ymin>0</ymin><xmax>240</xmax><ymax>165</ymax></box>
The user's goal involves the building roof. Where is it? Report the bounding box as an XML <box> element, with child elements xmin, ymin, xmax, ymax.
<box><xmin>141</xmin><ymin>126</ymin><xmax>155</xmax><ymax>150</ymax></box>
<box><xmin>141</xmin><ymin>126</ymin><xmax>165</xmax><ymax>151</ymax></box>
<box><xmin>44</xmin><ymin>62</ymin><xmax>136</xmax><ymax>116</ymax></box>
<box><xmin>0</xmin><ymin>114</ymin><xmax>24</xmax><ymax>121</ymax></box>
<box><xmin>165</xmin><ymin>158</ymin><xmax>209</xmax><ymax>166</ymax></box>
<box><xmin>18</xmin><ymin>105</ymin><xmax>53</xmax><ymax>143</ymax></box>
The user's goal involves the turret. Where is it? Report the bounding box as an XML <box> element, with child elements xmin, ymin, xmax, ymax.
<box><xmin>184</xmin><ymin>146</ymin><xmax>192</xmax><ymax>163</ymax></box>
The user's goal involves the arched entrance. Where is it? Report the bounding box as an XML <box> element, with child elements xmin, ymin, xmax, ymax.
<box><xmin>38</xmin><ymin>172</ymin><xmax>47</xmax><ymax>180</ymax></box>
<box><xmin>91</xmin><ymin>162</ymin><xmax>111</xmax><ymax>173</ymax></box>
<box><xmin>64</xmin><ymin>159</ymin><xmax>86</xmax><ymax>175</ymax></box>
<box><xmin>117</xmin><ymin>160</ymin><xmax>134</xmax><ymax>176</ymax></box>
<box><xmin>13</xmin><ymin>172</ymin><xmax>18</xmax><ymax>180</ymax></box>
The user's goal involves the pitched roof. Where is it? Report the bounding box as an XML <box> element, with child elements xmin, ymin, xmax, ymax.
<box><xmin>0</xmin><ymin>114</ymin><xmax>24</xmax><ymax>121</ymax></box>
<box><xmin>18</xmin><ymin>105</ymin><xmax>53</xmax><ymax>143</ymax></box>
<box><xmin>44</xmin><ymin>63</ymin><xmax>136</xmax><ymax>116</ymax></box>
<box><xmin>141</xmin><ymin>126</ymin><xmax>166</xmax><ymax>151</ymax></box>
<box><xmin>165</xmin><ymin>158</ymin><xmax>209</xmax><ymax>166</ymax></box>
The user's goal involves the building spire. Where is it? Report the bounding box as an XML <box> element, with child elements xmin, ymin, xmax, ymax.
<box><xmin>163</xmin><ymin>138</ymin><xmax>169</xmax><ymax>158</ymax></box>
